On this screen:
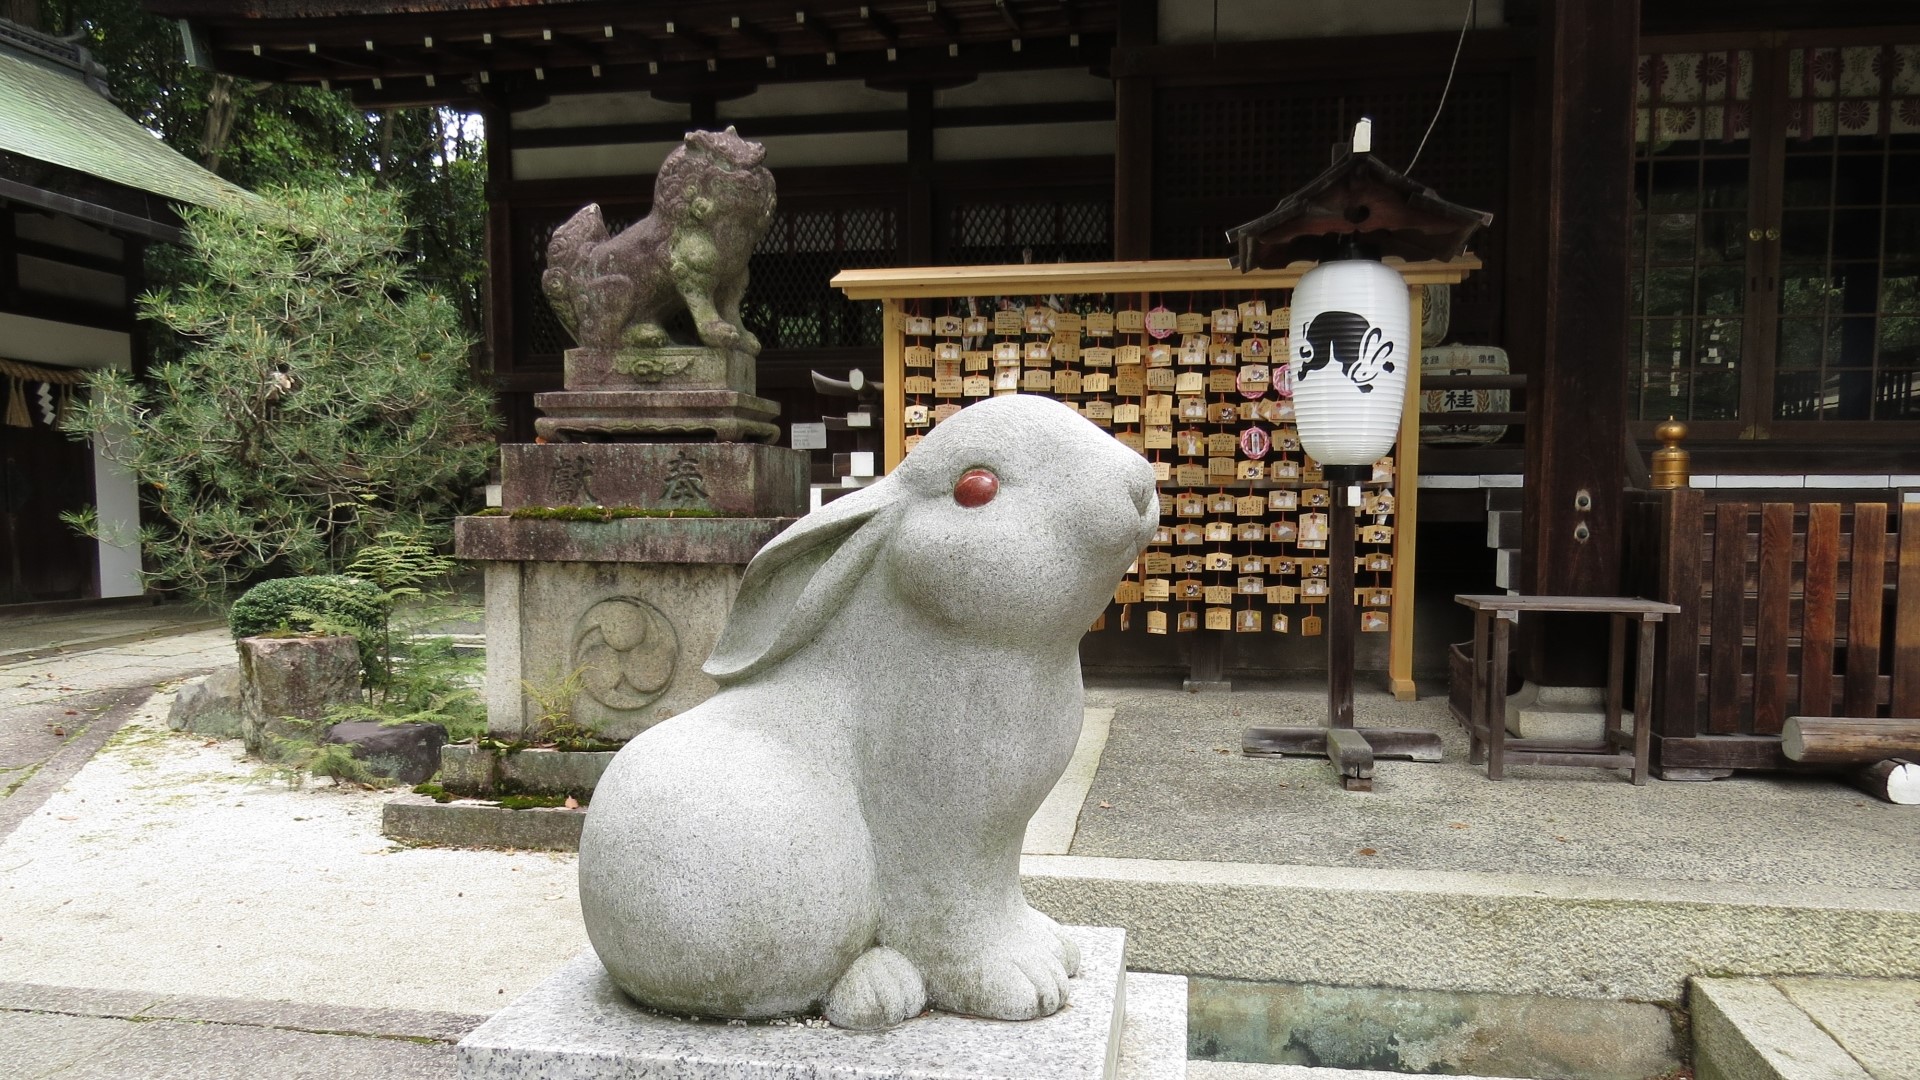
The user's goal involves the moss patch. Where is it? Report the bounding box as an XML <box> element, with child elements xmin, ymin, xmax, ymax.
<box><xmin>497</xmin><ymin>794</ymin><xmax>575</xmax><ymax>810</ymax></box>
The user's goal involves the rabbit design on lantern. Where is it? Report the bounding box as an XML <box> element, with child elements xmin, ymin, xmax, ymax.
<box><xmin>1296</xmin><ymin>310</ymin><xmax>1398</xmax><ymax>393</ymax></box>
<box><xmin>577</xmin><ymin>395</ymin><xmax>1160</xmax><ymax>1032</ymax></box>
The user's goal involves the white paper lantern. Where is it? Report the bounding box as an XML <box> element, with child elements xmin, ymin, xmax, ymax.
<box><xmin>1287</xmin><ymin>257</ymin><xmax>1411</xmax><ymax>466</ymax></box>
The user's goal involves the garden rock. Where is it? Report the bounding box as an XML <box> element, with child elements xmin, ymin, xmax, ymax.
<box><xmin>167</xmin><ymin>665</ymin><xmax>245</xmax><ymax>738</ymax></box>
<box><xmin>237</xmin><ymin>635</ymin><xmax>362</xmax><ymax>758</ymax></box>
<box><xmin>324</xmin><ymin>721</ymin><xmax>448</xmax><ymax>784</ymax></box>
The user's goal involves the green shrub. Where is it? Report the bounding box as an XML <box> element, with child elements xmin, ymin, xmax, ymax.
<box><xmin>229</xmin><ymin>575</ymin><xmax>390</xmax><ymax>675</ymax></box>
<box><xmin>229</xmin><ymin>574</ymin><xmax>389</xmax><ymax>639</ymax></box>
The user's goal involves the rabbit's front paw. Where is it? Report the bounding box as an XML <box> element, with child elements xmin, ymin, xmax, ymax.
<box><xmin>925</xmin><ymin>937</ymin><xmax>1073</xmax><ymax>1020</ymax></box>
<box><xmin>824</xmin><ymin>946</ymin><xmax>926</xmax><ymax>1030</ymax></box>
<box><xmin>1022</xmin><ymin>906</ymin><xmax>1081</xmax><ymax>978</ymax></box>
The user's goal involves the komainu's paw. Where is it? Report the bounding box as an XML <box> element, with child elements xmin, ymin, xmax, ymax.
<box><xmin>698</xmin><ymin>318</ymin><xmax>743</xmax><ymax>349</ymax></box>
<box><xmin>924</xmin><ymin>936</ymin><xmax>1072</xmax><ymax>1021</ymax></box>
<box><xmin>824</xmin><ymin>946</ymin><xmax>926</xmax><ymax>1030</ymax></box>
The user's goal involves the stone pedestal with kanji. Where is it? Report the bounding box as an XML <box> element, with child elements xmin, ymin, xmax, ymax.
<box><xmin>452</xmin><ymin>354</ymin><xmax>806</xmax><ymax>749</ymax></box>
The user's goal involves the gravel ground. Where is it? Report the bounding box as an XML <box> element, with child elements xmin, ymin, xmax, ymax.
<box><xmin>0</xmin><ymin>691</ymin><xmax>586</xmax><ymax>1015</ymax></box>
<box><xmin>1072</xmin><ymin>680</ymin><xmax>1920</xmax><ymax>889</ymax></box>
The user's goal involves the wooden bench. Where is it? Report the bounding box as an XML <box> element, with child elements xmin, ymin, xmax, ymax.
<box><xmin>1453</xmin><ymin>594</ymin><xmax>1682</xmax><ymax>785</ymax></box>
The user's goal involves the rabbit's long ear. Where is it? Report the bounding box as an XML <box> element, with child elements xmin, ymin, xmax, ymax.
<box><xmin>703</xmin><ymin>479</ymin><xmax>901</xmax><ymax>684</ymax></box>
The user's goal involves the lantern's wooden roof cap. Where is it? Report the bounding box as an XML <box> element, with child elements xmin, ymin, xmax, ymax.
<box><xmin>1227</xmin><ymin>150</ymin><xmax>1493</xmax><ymax>270</ymax></box>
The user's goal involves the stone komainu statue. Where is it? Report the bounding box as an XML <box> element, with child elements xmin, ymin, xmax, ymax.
<box><xmin>541</xmin><ymin>128</ymin><xmax>776</xmax><ymax>376</ymax></box>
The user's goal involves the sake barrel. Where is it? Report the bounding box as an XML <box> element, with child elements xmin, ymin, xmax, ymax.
<box><xmin>1420</xmin><ymin>344</ymin><xmax>1510</xmax><ymax>446</ymax></box>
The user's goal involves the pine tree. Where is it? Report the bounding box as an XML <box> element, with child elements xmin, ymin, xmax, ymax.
<box><xmin>63</xmin><ymin>179</ymin><xmax>498</xmax><ymax>601</ymax></box>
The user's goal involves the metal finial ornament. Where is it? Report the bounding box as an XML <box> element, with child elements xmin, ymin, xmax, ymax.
<box><xmin>1650</xmin><ymin>417</ymin><xmax>1691</xmax><ymax>490</ymax></box>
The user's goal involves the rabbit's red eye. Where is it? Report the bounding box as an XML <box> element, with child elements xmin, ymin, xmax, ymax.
<box><xmin>953</xmin><ymin>468</ymin><xmax>998</xmax><ymax>508</ymax></box>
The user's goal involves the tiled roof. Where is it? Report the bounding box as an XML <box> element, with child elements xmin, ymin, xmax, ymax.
<box><xmin>0</xmin><ymin>34</ymin><xmax>254</xmax><ymax>210</ymax></box>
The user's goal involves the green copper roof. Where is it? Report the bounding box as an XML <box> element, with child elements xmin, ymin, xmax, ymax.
<box><xmin>0</xmin><ymin>48</ymin><xmax>254</xmax><ymax>210</ymax></box>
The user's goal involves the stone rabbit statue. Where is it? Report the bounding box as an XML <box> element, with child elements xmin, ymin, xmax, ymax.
<box><xmin>578</xmin><ymin>394</ymin><xmax>1159</xmax><ymax>1030</ymax></box>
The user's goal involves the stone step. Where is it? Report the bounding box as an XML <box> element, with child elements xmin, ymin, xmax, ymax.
<box><xmin>438</xmin><ymin>744</ymin><xmax>614</xmax><ymax>798</ymax></box>
<box><xmin>1024</xmin><ymin>855</ymin><xmax>1920</xmax><ymax>1023</ymax></box>
<box><xmin>1493</xmin><ymin>547</ymin><xmax>1518</xmax><ymax>591</ymax></box>
<box><xmin>1500</xmin><ymin>681</ymin><xmax>1629</xmax><ymax>741</ymax></box>
<box><xmin>1189</xmin><ymin>1064</ymin><xmax>1522</xmax><ymax>1080</ymax></box>
<box><xmin>1120</xmin><ymin>972</ymin><xmax>1190</xmax><ymax>1080</ymax></box>
<box><xmin>1485</xmin><ymin>487</ymin><xmax>1523</xmax><ymax>513</ymax></box>
<box><xmin>1485</xmin><ymin>509</ymin><xmax>1521</xmax><ymax>550</ymax></box>
<box><xmin>383</xmin><ymin>794</ymin><xmax>584</xmax><ymax>851</ymax></box>
<box><xmin>1692</xmin><ymin>976</ymin><xmax>1917</xmax><ymax>1080</ymax></box>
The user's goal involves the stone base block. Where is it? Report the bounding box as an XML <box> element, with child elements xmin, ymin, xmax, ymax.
<box><xmin>458</xmin><ymin>927</ymin><xmax>1135</xmax><ymax>1080</ymax></box>
<box><xmin>383</xmin><ymin>794</ymin><xmax>585</xmax><ymax>851</ymax></box>
<box><xmin>1505</xmin><ymin>681</ymin><xmax>1632</xmax><ymax>741</ymax></box>
<box><xmin>534</xmin><ymin>388</ymin><xmax>781</xmax><ymax>444</ymax></box>
<box><xmin>437</xmin><ymin>744</ymin><xmax>616</xmax><ymax>798</ymax></box>
<box><xmin>237</xmin><ymin>635</ymin><xmax>362</xmax><ymax>758</ymax></box>
<box><xmin>500</xmin><ymin>442</ymin><xmax>807</xmax><ymax>516</ymax></box>
<box><xmin>480</xmin><ymin>559</ymin><xmax>745</xmax><ymax>742</ymax></box>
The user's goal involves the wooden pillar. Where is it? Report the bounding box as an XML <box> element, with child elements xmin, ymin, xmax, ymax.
<box><xmin>906</xmin><ymin>86</ymin><xmax>934</xmax><ymax>265</ymax></box>
<box><xmin>1521</xmin><ymin>0</ymin><xmax>1638</xmax><ymax>681</ymax></box>
<box><xmin>481</xmin><ymin>93</ymin><xmax>520</xmax><ymax>437</ymax></box>
<box><xmin>1112</xmin><ymin>0</ymin><xmax>1156</xmax><ymax>259</ymax></box>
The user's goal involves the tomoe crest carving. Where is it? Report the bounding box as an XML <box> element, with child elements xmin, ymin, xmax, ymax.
<box><xmin>571</xmin><ymin>597</ymin><xmax>680</xmax><ymax>711</ymax></box>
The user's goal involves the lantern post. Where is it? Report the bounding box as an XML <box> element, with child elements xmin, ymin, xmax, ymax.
<box><xmin>1228</xmin><ymin>120</ymin><xmax>1492</xmax><ymax>791</ymax></box>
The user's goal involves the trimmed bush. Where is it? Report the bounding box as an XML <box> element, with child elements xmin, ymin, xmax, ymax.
<box><xmin>229</xmin><ymin>576</ymin><xmax>390</xmax><ymax>675</ymax></box>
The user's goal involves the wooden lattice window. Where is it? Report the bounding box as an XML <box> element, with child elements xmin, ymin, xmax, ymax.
<box><xmin>1630</xmin><ymin>38</ymin><xmax>1920</xmax><ymax>433</ymax></box>
<box><xmin>1629</xmin><ymin>48</ymin><xmax>1756</xmax><ymax>423</ymax></box>
<box><xmin>743</xmin><ymin>203</ymin><xmax>897</xmax><ymax>351</ymax></box>
<box><xmin>936</xmin><ymin>195</ymin><xmax>1113</xmax><ymax>266</ymax></box>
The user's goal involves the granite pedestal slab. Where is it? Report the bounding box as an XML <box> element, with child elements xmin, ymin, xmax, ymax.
<box><xmin>534</xmin><ymin>388</ymin><xmax>782</xmax><ymax>444</ymax></box>
<box><xmin>458</xmin><ymin>927</ymin><xmax>1166</xmax><ymax>1080</ymax></box>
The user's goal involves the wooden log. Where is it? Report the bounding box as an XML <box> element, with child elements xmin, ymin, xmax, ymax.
<box><xmin>1849</xmin><ymin>759</ymin><xmax>1920</xmax><ymax>805</ymax></box>
<box><xmin>1782</xmin><ymin>716</ymin><xmax>1920</xmax><ymax>764</ymax></box>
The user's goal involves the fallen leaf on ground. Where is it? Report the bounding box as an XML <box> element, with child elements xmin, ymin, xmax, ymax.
<box><xmin>1097</xmin><ymin>801</ymin><xmax>1113</xmax><ymax>809</ymax></box>
<box><xmin>564</xmin><ymin>796</ymin><xmax>579</xmax><ymax>809</ymax></box>
<box><xmin>1448</xmin><ymin>822</ymin><xmax>1470</xmax><ymax>829</ymax></box>
<box><xmin>1357</xmin><ymin>848</ymin><xmax>1378</xmax><ymax>856</ymax></box>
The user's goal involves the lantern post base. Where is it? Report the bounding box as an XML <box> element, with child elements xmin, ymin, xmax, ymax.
<box><xmin>1241</xmin><ymin>725</ymin><xmax>1445</xmax><ymax>791</ymax></box>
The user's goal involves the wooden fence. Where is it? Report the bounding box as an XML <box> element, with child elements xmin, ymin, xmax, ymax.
<box><xmin>1624</xmin><ymin>490</ymin><xmax>1920</xmax><ymax>772</ymax></box>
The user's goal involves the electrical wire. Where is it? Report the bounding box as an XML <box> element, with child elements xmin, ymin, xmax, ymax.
<box><xmin>1406</xmin><ymin>0</ymin><xmax>1477</xmax><ymax>176</ymax></box>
